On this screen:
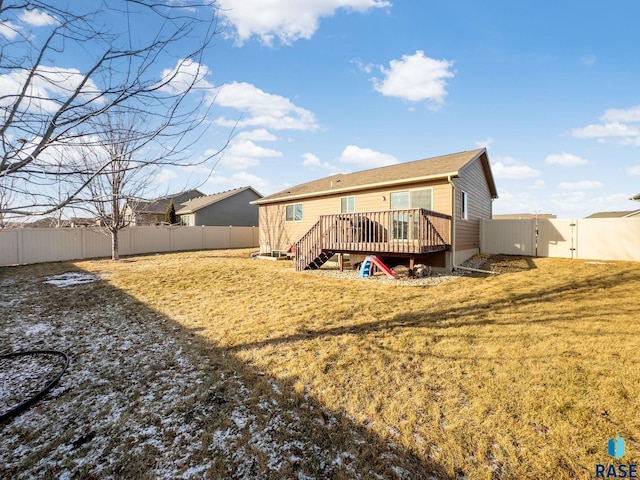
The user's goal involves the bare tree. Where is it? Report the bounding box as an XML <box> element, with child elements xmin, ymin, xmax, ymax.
<box><xmin>76</xmin><ymin>110</ymin><xmax>162</xmax><ymax>260</ymax></box>
<box><xmin>0</xmin><ymin>0</ymin><xmax>221</xmax><ymax>222</ymax></box>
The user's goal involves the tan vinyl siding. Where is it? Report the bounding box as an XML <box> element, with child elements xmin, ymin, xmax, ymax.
<box><xmin>259</xmin><ymin>179</ymin><xmax>453</xmax><ymax>252</ymax></box>
<box><xmin>453</xmin><ymin>158</ymin><xmax>493</xmax><ymax>251</ymax></box>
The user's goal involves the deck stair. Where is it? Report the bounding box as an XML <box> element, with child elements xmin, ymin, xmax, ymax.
<box><xmin>305</xmin><ymin>250</ymin><xmax>335</xmax><ymax>270</ymax></box>
<box><xmin>294</xmin><ymin>220</ymin><xmax>336</xmax><ymax>270</ymax></box>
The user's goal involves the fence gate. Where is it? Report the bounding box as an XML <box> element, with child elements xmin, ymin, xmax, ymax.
<box><xmin>481</xmin><ymin>218</ymin><xmax>640</xmax><ymax>262</ymax></box>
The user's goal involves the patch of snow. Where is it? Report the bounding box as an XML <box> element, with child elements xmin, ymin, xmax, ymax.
<box><xmin>24</xmin><ymin>323</ymin><xmax>53</xmax><ymax>336</ymax></box>
<box><xmin>44</xmin><ymin>272</ymin><xmax>98</xmax><ymax>287</ymax></box>
<box><xmin>270</xmin><ymin>379</ymin><xmax>282</xmax><ymax>395</ymax></box>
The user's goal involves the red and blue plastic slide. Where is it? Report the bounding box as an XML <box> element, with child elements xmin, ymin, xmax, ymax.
<box><xmin>358</xmin><ymin>255</ymin><xmax>396</xmax><ymax>279</ymax></box>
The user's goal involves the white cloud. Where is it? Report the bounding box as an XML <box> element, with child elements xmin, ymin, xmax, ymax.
<box><xmin>551</xmin><ymin>192</ymin><xmax>632</xmax><ymax>214</ymax></box>
<box><xmin>219</xmin><ymin>139</ymin><xmax>282</xmax><ymax>170</ymax></box>
<box><xmin>491</xmin><ymin>156</ymin><xmax>541</xmax><ymax>180</ymax></box>
<box><xmin>207</xmin><ymin>171</ymin><xmax>270</xmax><ymax>190</ymax></box>
<box><xmin>550</xmin><ymin>191</ymin><xmax>587</xmax><ymax>211</ymax></box>
<box><xmin>218</xmin><ymin>0</ymin><xmax>391</xmax><ymax>46</ymax></box>
<box><xmin>157</xmin><ymin>59</ymin><xmax>214</xmax><ymax>97</ymax></box>
<box><xmin>337</xmin><ymin>145</ymin><xmax>398</xmax><ymax>168</ymax></box>
<box><xmin>571</xmin><ymin>122</ymin><xmax>640</xmax><ymax>138</ymax></box>
<box><xmin>154</xmin><ymin>168</ymin><xmax>177</xmax><ymax>184</ymax></box>
<box><xmin>475</xmin><ymin>137</ymin><xmax>494</xmax><ymax>149</ymax></box>
<box><xmin>236</xmin><ymin>129</ymin><xmax>277</xmax><ymax>141</ymax></box>
<box><xmin>0</xmin><ymin>21</ymin><xmax>19</xmax><ymax>40</ymax></box>
<box><xmin>559</xmin><ymin>180</ymin><xmax>603</xmax><ymax>190</ymax></box>
<box><xmin>545</xmin><ymin>152</ymin><xmax>589</xmax><ymax>167</ymax></box>
<box><xmin>19</xmin><ymin>9</ymin><xmax>58</xmax><ymax>26</ymax></box>
<box><xmin>302</xmin><ymin>152</ymin><xmax>336</xmax><ymax>170</ymax></box>
<box><xmin>371</xmin><ymin>51</ymin><xmax>455</xmax><ymax>108</ymax></box>
<box><xmin>214</xmin><ymin>82</ymin><xmax>318</xmax><ymax>131</ymax></box>
<box><xmin>493</xmin><ymin>191</ymin><xmax>538</xmax><ymax>214</ymax></box>
<box><xmin>600</xmin><ymin>105</ymin><xmax>640</xmax><ymax>123</ymax></box>
<box><xmin>352</xmin><ymin>59</ymin><xmax>376</xmax><ymax>74</ymax></box>
<box><xmin>0</xmin><ymin>66</ymin><xmax>102</xmax><ymax>113</ymax></box>
<box><xmin>532</xmin><ymin>180</ymin><xmax>546</xmax><ymax>189</ymax></box>
<box><xmin>627</xmin><ymin>166</ymin><xmax>640</xmax><ymax>176</ymax></box>
<box><xmin>229</xmin><ymin>171</ymin><xmax>270</xmax><ymax>189</ymax></box>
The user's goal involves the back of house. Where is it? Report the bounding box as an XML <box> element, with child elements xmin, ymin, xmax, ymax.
<box><xmin>252</xmin><ymin>148</ymin><xmax>497</xmax><ymax>272</ymax></box>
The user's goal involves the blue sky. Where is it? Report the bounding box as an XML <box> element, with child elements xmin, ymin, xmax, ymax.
<box><xmin>6</xmin><ymin>1</ymin><xmax>640</xmax><ymax>218</ymax></box>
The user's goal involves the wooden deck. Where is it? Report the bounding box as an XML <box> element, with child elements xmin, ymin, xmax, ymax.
<box><xmin>295</xmin><ymin>209</ymin><xmax>451</xmax><ymax>270</ymax></box>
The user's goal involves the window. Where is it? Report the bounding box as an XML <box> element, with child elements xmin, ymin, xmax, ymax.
<box><xmin>461</xmin><ymin>191</ymin><xmax>469</xmax><ymax>220</ymax></box>
<box><xmin>341</xmin><ymin>196</ymin><xmax>355</xmax><ymax>213</ymax></box>
<box><xmin>286</xmin><ymin>203</ymin><xmax>303</xmax><ymax>222</ymax></box>
<box><xmin>390</xmin><ymin>188</ymin><xmax>433</xmax><ymax>239</ymax></box>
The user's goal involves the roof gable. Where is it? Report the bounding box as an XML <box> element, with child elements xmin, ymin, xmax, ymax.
<box><xmin>254</xmin><ymin>149</ymin><xmax>497</xmax><ymax>205</ymax></box>
<box><xmin>176</xmin><ymin>186</ymin><xmax>262</xmax><ymax>214</ymax></box>
<box><xmin>136</xmin><ymin>189</ymin><xmax>204</xmax><ymax>214</ymax></box>
<box><xmin>585</xmin><ymin>210</ymin><xmax>640</xmax><ymax>219</ymax></box>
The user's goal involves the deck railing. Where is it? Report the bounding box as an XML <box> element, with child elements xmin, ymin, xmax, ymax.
<box><xmin>320</xmin><ymin>208</ymin><xmax>451</xmax><ymax>254</ymax></box>
<box><xmin>294</xmin><ymin>208</ymin><xmax>451</xmax><ymax>270</ymax></box>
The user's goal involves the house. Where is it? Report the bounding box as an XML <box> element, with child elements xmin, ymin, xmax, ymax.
<box><xmin>126</xmin><ymin>189</ymin><xmax>204</xmax><ymax>225</ymax></box>
<box><xmin>585</xmin><ymin>210</ymin><xmax>640</xmax><ymax>219</ymax></box>
<box><xmin>176</xmin><ymin>187</ymin><xmax>262</xmax><ymax>226</ymax></box>
<box><xmin>252</xmin><ymin>148</ymin><xmax>498</xmax><ymax>271</ymax></box>
<box><xmin>631</xmin><ymin>193</ymin><xmax>640</xmax><ymax>201</ymax></box>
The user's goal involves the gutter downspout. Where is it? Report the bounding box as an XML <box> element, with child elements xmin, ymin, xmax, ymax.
<box><xmin>449</xmin><ymin>175</ymin><xmax>498</xmax><ymax>275</ymax></box>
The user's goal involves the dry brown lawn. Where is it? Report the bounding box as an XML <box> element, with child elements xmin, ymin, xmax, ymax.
<box><xmin>2</xmin><ymin>249</ymin><xmax>639</xmax><ymax>479</ymax></box>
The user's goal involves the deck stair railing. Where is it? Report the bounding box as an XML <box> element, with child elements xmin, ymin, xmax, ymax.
<box><xmin>294</xmin><ymin>220</ymin><xmax>335</xmax><ymax>271</ymax></box>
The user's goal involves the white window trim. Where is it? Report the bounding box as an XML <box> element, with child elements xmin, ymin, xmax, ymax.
<box><xmin>341</xmin><ymin>195</ymin><xmax>356</xmax><ymax>213</ymax></box>
<box><xmin>285</xmin><ymin>203</ymin><xmax>303</xmax><ymax>222</ymax></box>
<box><xmin>390</xmin><ymin>187</ymin><xmax>434</xmax><ymax>210</ymax></box>
<box><xmin>461</xmin><ymin>191</ymin><xmax>469</xmax><ymax>220</ymax></box>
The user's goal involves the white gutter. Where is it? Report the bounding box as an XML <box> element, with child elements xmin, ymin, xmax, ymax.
<box><xmin>449</xmin><ymin>175</ymin><xmax>498</xmax><ymax>275</ymax></box>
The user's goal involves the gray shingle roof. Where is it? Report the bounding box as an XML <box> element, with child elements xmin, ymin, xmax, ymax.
<box><xmin>254</xmin><ymin>149</ymin><xmax>496</xmax><ymax>205</ymax></box>
<box><xmin>176</xmin><ymin>187</ymin><xmax>262</xmax><ymax>214</ymax></box>
<box><xmin>135</xmin><ymin>189</ymin><xmax>204</xmax><ymax>214</ymax></box>
<box><xmin>585</xmin><ymin>210</ymin><xmax>640</xmax><ymax>218</ymax></box>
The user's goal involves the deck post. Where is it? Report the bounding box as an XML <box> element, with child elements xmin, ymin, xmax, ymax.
<box><xmin>338</xmin><ymin>253</ymin><xmax>344</xmax><ymax>271</ymax></box>
<box><xmin>409</xmin><ymin>256</ymin><xmax>415</xmax><ymax>275</ymax></box>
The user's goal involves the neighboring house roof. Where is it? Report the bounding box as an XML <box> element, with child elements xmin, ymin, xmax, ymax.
<box><xmin>585</xmin><ymin>210</ymin><xmax>640</xmax><ymax>218</ymax></box>
<box><xmin>253</xmin><ymin>148</ymin><xmax>497</xmax><ymax>205</ymax></box>
<box><xmin>493</xmin><ymin>213</ymin><xmax>557</xmax><ymax>219</ymax></box>
<box><xmin>631</xmin><ymin>193</ymin><xmax>640</xmax><ymax>201</ymax></box>
<box><xmin>176</xmin><ymin>187</ymin><xmax>263</xmax><ymax>215</ymax></box>
<box><xmin>135</xmin><ymin>189</ymin><xmax>204</xmax><ymax>214</ymax></box>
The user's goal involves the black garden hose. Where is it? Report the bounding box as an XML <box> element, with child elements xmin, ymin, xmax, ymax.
<box><xmin>0</xmin><ymin>350</ymin><xmax>70</xmax><ymax>423</ymax></box>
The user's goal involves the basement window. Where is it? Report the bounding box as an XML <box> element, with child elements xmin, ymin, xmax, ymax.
<box><xmin>286</xmin><ymin>203</ymin><xmax>303</xmax><ymax>222</ymax></box>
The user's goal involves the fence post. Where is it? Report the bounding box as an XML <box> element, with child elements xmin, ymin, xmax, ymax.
<box><xmin>17</xmin><ymin>228</ymin><xmax>24</xmax><ymax>265</ymax></box>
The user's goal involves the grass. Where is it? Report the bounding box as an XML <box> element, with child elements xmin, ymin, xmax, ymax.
<box><xmin>3</xmin><ymin>249</ymin><xmax>640</xmax><ymax>479</ymax></box>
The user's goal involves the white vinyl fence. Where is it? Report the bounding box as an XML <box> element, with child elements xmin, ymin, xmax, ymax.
<box><xmin>480</xmin><ymin>218</ymin><xmax>640</xmax><ymax>262</ymax></box>
<box><xmin>0</xmin><ymin>226</ymin><xmax>259</xmax><ymax>266</ymax></box>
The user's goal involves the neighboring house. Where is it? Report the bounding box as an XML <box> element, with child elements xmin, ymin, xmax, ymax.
<box><xmin>69</xmin><ymin>217</ymin><xmax>102</xmax><ymax>228</ymax></box>
<box><xmin>125</xmin><ymin>189</ymin><xmax>204</xmax><ymax>225</ymax></box>
<box><xmin>252</xmin><ymin>148</ymin><xmax>498</xmax><ymax>271</ymax></box>
<box><xmin>585</xmin><ymin>210</ymin><xmax>640</xmax><ymax>219</ymax></box>
<box><xmin>176</xmin><ymin>187</ymin><xmax>262</xmax><ymax>226</ymax></box>
<box><xmin>630</xmin><ymin>193</ymin><xmax>640</xmax><ymax>201</ymax></box>
<box><xmin>493</xmin><ymin>213</ymin><xmax>556</xmax><ymax>220</ymax></box>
